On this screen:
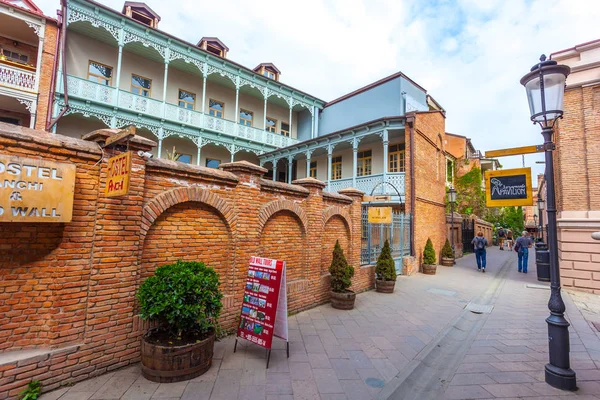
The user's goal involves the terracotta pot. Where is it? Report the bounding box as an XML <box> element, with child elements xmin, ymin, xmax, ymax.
<box><xmin>422</xmin><ymin>264</ymin><xmax>437</xmax><ymax>275</ymax></box>
<box><xmin>441</xmin><ymin>257</ymin><xmax>454</xmax><ymax>267</ymax></box>
<box><xmin>141</xmin><ymin>327</ymin><xmax>215</xmax><ymax>383</ymax></box>
<box><xmin>376</xmin><ymin>279</ymin><xmax>395</xmax><ymax>293</ymax></box>
<box><xmin>330</xmin><ymin>290</ymin><xmax>356</xmax><ymax>310</ymax></box>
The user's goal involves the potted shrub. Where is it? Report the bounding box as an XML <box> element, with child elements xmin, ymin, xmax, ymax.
<box><xmin>329</xmin><ymin>240</ymin><xmax>356</xmax><ymax>310</ymax></box>
<box><xmin>422</xmin><ymin>238</ymin><xmax>437</xmax><ymax>275</ymax></box>
<box><xmin>137</xmin><ymin>261</ymin><xmax>223</xmax><ymax>383</ymax></box>
<box><xmin>441</xmin><ymin>239</ymin><xmax>454</xmax><ymax>267</ymax></box>
<box><xmin>375</xmin><ymin>239</ymin><xmax>396</xmax><ymax>293</ymax></box>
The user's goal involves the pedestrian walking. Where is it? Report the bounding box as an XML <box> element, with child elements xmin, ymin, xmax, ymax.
<box><xmin>506</xmin><ymin>229</ymin><xmax>514</xmax><ymax>251</ymax></box>
<box><xmin>497</xmin><ymin>227</ymin><xmax>506</xmax><ymax>250</ymax></box>
<box><xmin>515</xmin><ymin>231</ymin><xmax>534</xmax><ymax>273</ymax></box>
<box><xmin>471</xmin><ymin>232</ymin><xmax>488</xmax><ymax>272</ymax></box>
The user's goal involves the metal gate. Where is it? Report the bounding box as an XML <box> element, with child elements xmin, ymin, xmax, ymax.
<box><xmin>462</xmin><ymin>218</ymin><xmax>475</xmax><ymax>253</ymax></box>
<box><xmin>361</xmin><ymin>207</ymin><xmax>411</xmax><ymax>274</ymax></box>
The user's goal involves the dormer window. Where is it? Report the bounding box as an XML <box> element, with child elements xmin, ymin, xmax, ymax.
<box><xmin>122</xmin><ymin>2</ymin><xmax>161</xmax><ymax>28</ymax></box>
<box><xmin>197</xmin><ymin>37</ymin><xmax>229</xmax><ymax>58</ymax></box>
<box><xmin>253</xmin><ymin>63</ymin><xmax>281</xmax><ymax>81</ymax></box>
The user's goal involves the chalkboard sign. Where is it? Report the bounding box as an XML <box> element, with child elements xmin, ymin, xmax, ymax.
<box><xmin>485</xmin><ymin>168</ymin><xmax>533</xmax><ymax>207</ymax></box>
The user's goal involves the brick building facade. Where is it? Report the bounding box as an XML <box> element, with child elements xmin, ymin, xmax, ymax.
<box><xmin>546</xmin><ymin>39</ymin><xmax>600</xmax><ymax>293</ymax></box>
<box><xmin>0</xmin><ymin>123</ymin><xmax>373</xmax><ymax>398</ymax></box>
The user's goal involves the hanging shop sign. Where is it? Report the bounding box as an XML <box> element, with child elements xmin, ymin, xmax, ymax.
<box><xmin>485</xmin><ymin>167</ymin><xmax>533</xmax><ymax>207</ymax></box>
<box><xmin>235</xmin><ymin>256</ymin><xmax>289</xmax><ymax>367</ymax></box>
<box><xmin>368</xmin><ymin>206</ymin><xmax>393</xmax><ymax>224</ymax></box>
<box><xmin>105</xmin><ymin>151</ymin><xmax>131</xmax><ymax>197</ymax></box>
<box><xmin>0</xmin><ymin>155</ymin><xmax>76</xmax><ymax>222</ymax></box>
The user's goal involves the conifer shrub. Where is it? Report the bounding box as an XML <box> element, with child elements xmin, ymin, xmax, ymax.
<box><xmin>375</xmin><ymin>240</ymin><xmax>396</xmax><ymax>281</ymax></box>
<box><xmin>442</xmin><ymin>239</ymin><xmax>454</xmax><ymax>258</ymax></box>
<box><xmin>423</xmin><ymin>238</ymin><xmax>436</xmax><ymax>265</ymax></box>
<box><xmin>329</xmin><ymin>240</ymin><xmax>354</xmax><ymax>293</ymax></box>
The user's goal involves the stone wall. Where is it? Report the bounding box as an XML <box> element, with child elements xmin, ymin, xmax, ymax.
<box><xmin>0</xmin><ymin>124</ymin><xmax>367</xmax><ymax>398</ymax></box>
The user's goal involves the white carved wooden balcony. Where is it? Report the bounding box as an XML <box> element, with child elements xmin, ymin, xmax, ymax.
<box><xmin>327</xmin><ymin>173</ymin><xmax>406</xmax><ymax>196</ymax></box>
<box><xmin>0</xmin><ymin>61</ymin><xmax>36</xmax><ymax>92</ymax></box>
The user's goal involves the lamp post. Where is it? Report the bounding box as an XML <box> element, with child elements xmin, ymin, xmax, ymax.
<box><xmin>521</xmin><ymin>55</ymin><xmax>575</xmax><ymax>390</ymax></box>
<box><xmin>448</xmin><ymin>187</ymin><xmax>457</xmax><ymax>258</ymax></box>
<box><xmin>534</xmin><ymin>214</ymin><xmax>538</xmax><ymax>239</ymax></box>
<box><xmin>538</xmin><ymin>197</ymin><xmax>545</xmax><ymax>242</ymax></box>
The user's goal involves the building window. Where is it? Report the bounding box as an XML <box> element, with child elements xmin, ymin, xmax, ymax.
<box><xmin>263</xmin><ymin>69</ymin><xmax>275</xmax><ymax>79</ymax></box>
<box><xmin>178</xmin><ymin>89</ymin><xmax>196</xmax><ymax>110</ymax></box>
<box><xmin>0</xmin><ymin>116</ymin><xmax>20</xmax><ymax>125</ymax></box>
<box><xmin>357</xmin><ymin>150</ymin><xmax>372</xmax><ymax>177</ymax></box>
<box><xmin>281</xmin><ymin>122</ymin><xmax>290</xmax><ymax>137</ymax></box>
<box><xmin>131</xmin><ymin>9</ymin><xmax>154</xmax><ymax>27</ymax></box>
<box><xmin>206</xmin><ymin>44</ymin><xmax>223</xmax><ymax>57</ymax></box>
<box><xmin>178</xmin><ymin>153</ymin><xmax>192</xmax><ymax>164</ymax></box>
<box><xmin>240</xmin><ymin>109</ymin><xmax>253</xmax><ymax>126</ymax></box>
<box><xmin>206</xmin><ymin>159</ymin><xmax>220</xmax><ymax>168</ymax></box>
<box><xmin>1</xmin><ymin>49</ymin><xmax>29</xmax><ymax>65</ymax></box>
<box><xmin>209</xmin><ymin>99</ymin><xmax>224</xmax><ymax>117</ymax></box>
<box><xmin>331</xmin><ymin>156</ymin><xmax>342</xmax><ymax>180</ymax></box>
<box><xmin>389</xmin><ymin>144</ymin><xmax>406</xmax><ymax>173</ymax></box>
<box><xmin>131</xmin><ymin>74</ymin><xmax>152</xmax><ymax>97</ymax></box>
<box><xmin>310</xmin><ymin>161</ymin><xmax>317</xmax><ymax>179</ymax></box>
<box><xmin>87</xmin><ymin>60</ymin><xmax>112</xmax><ymax>85</ymax></box>
<box><xmin>266</xmin><ymin>117</ymin><xmax>277</xmax><ymax>133</ymax></box>
<box><xmin>446</xmin><ymin>159</ymin><xmax>454</xmax><ymax>184</ymax></box>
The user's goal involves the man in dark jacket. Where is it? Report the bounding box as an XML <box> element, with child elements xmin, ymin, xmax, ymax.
<box><xmin>497</xmin><ymin>227</ymin><xmax>506</xmax><ymax>250</ymax></box>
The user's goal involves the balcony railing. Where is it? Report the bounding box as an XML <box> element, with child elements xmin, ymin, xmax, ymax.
<box><xmin>326</xmin><ymin>173</ymin><xmax>406</xmax><ymax>197</ymax></box>
<box><xmin>0</xmin><ymin>61</ymin><xmax>36</xmax><ymax>92</ymax></box>
<box><xmin>62</xmin><ymin>75</ymin><xmax>299</xmax><ymax>148</ymax></box>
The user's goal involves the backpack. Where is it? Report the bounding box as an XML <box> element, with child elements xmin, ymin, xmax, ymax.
<box><xmin>475</xmin><ymin>237</ymin><xmax>485</xmax><ymax>250</ymax></box>
<box><xmin>514</xmin><ymin>242</ymin><xmax>521</xmax><ymax>252</ymax></box>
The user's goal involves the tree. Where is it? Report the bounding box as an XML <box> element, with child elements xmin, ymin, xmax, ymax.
<box><xmin>329</xmin><ymin>240</ymin><xmax>354</xmax><ymax>293</ymax></box>
<box><xmin>423</xmin><ymin>238</ymin><xmax>436</xmax><ymax>265</ymax></box>
<box><xmin>375</xmin><ymin>240</ymin><xmax>396</xmax><ymax>281</ymax></box>
<box><xmin>484</xmin><ymin>206</ymin><xmax>525</xmax><ymax>236</ymax></box>
<box><xmin>450</xmin><ymin>165</ymin><xmax>486</xmax><ymax>217</ymax></box>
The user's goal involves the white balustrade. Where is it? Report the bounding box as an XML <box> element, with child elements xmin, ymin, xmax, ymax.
<box><xmin>65</xmin><ymin>75</ymin><xmax>117</xmax><ymax>104</ymax></box>
<box><xmin>0</xmin><ymin>62</ymin><xmax>36</xmax><ymax>91</ymax></box>
<box><xmin>119</xmin><ymin>91</ymin><xmax>163</xmax><ymax>117</ymax></box>
<box><xmin>327</xmin><ymin>173</ymin><xmax>406</xmax><ymax>196</ymax></box>
<box><xmin>328</xmin><ymin>178</ymin><xmax>353</xmax><ymax>193</ymax></box>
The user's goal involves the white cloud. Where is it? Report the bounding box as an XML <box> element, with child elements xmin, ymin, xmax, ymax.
<box><xmin>34</xmin><ymin>0</ymin><xmax>599</xmax><ymax>183</ymax></box>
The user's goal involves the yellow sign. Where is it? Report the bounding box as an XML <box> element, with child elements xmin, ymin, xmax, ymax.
<box><xmin>0</xmin><ymin>156</ymin><xmax>76</xmax><ymax>222</ymax></box>
<box><xmin>485</xmin><ymin>145</ymin><xmax>543</xmax><ymax>158</ymax></box>
<box><xmin>485</xmin><ymin>167</ymin><xmax>533</xmax><ymax>207</ymax></box>
<box><xmin>105</xmin><ymin>152</ymin><xmax>131</xmax><ymax>197</ymax></box>
<box><xmin>363</xmin><ymin>195</ymin><xmax>392</xmax><ymax>202</ymax></box>
<box><xmin>368</xmin><ymin>207</ymin><xmax>392</xmax><ymax>224</ymax></box>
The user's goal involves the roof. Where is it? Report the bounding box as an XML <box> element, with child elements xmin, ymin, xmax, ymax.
<box><xmin>426</xmin><ymin>94</ymin><xmax>445</xmax><ymax>112</ymax></box>
<box><xmin>325</xmin><ymin>71</ymin><xmax>427</xmax><ymax>108</ymax></box>
<box><xmin>550</xmin><ymin>38</ymin><xmax>600</xmax><ymax>59</ymax></box>
<box><xmin>0</xmin><ymin>0</ymin><xmax>47</xmax><ymax>18</ymax></box>
<box><xmin>122</xmin><ymin>1</ymin><xmax>161</xmax><ymax>21</ymax></box>
<box><xmin>445</xmin><ymin>132</ymin><xmax>467</xmax><ymax>139</ymax></box>
<box><xmin>80</xmin><ymin>0</ymin><xmax>325</xmax><ymax>105</ymax></box>
<box><xmin>198</xmin><ymin>37</ymin><xmax>230</xmax><ymax>52</ymax></box>
<box><xmin>253</xmin><ymin>63</ymin><xmax>281</xmax><ymax>74</ymax></box>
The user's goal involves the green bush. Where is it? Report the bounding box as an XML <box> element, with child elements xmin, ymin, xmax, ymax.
<box><xmin>19</xmin><ymin>381</ymin><xmax>41</xmax><ymax>400</ymax></box>
<box><xmin>137</xmin><ymin>261</ymin><xmax>223</xmax><ymax>338</ymax></box>
<box><xmin>423</xmin><ymin>238</ymin><xmax>436</xmax><ymax>265</ymax></box>
<box><xmin>329</xmin><ymin>240</ymin><xmax>354</xmax><ymax>293</ymax></box>
<box><xmin>442</xmin><ymin>239</ymin><xmax>454</xmax><ymax>258</ymax></box>
<box><xmin>375</xmin><ymin>240</ymin><xmax>396</xmax><ymax>281</ymax></box>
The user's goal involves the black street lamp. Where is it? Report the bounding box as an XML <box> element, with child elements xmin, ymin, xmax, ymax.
<box><xmin>534</xmin><ymin>214</ymin><xmax>538</xmax><ymax>238</ymax></box>
<box><xmin>521</xmin><ymin>55</ymin><xmax>575</xmax><ymax>391</ymax></box>
<box><xmin>538</xmin><ymin>197</ymin><xmax>545</xmax><ymax>242</ymax></box>
<box><xmin>448</xmin><ymin>187</ymin><xmax>457</xmax><ymax>258</ymax></box>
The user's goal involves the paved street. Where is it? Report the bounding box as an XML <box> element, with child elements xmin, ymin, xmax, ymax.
<box><xmin>41</xmin><ymin>248</ymin><xmax>600</xmax><ymax>400</ymax></box>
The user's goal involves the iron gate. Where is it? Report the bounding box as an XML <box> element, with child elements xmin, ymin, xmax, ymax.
<box><xmin>462</xmin><ymin>218</ymin><xmax>475</xmax><ymax>253</ymax></box>
<box><xmin>360</xmin><ymin>207</ymin><xmax>411</xmax><ymax>274</ymax></box>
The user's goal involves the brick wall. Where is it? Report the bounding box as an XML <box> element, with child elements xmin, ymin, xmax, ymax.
<box><xmin>34</xmin><ymin>22</ymin><xmax>59</xmax><ymax>131</ymax></box>
<box><xmin>0</xmin><ymin>124</ymin><xmax>366</xmax><ymax>399</ymax></box>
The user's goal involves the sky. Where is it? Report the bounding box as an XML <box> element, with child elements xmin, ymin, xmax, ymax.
<box><xmin>33</xmin><ymin>0</ymin><xmax>600</xmax><ymax>185</ymax></box>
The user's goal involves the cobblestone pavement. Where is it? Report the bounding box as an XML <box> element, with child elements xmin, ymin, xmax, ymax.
<box><xmin>40</xmin><ymin>248</ymin><xmax>600</xmax><ymax>400</ymax></box>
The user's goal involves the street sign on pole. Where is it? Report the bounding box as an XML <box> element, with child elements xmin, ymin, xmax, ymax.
<box><xmin>485</xmin><ymin>167</ymin><xmax>533</xmax><ymax>207</ymax></box>
<box><xmin>485</xmin><ymin>145</ymin><xmax>544</xmax><ymax>158</ymax></box>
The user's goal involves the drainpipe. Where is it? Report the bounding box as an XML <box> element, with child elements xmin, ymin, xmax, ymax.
<box><xmin>47</xmin><ymin>0</ymin><xmax>69</xmax><ymax>131</ymax></box>
<box><xmin>407</xmin><ymin>113</ymin><xmax>416</xmax><ymax>257</ymax></box>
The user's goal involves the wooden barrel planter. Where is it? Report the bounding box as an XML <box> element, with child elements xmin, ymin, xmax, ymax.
<box><xmin>422</xmin><ymin>264</ymin><xmax>437</xmax><ymax>275</ymax></box>
<box><xmin>441</xmin><ymin>257</ymin><xmax>454</xmax><ymax>267</ymax></box>
<box><xmin>330</xmin><ymin>290</ymin><xmax>356</xmax><ymax>310</ymax></box>
<box><xmin>376</xmin><ymin>280</ymin><xmax>395</xmax><ymax>293</ymax></box>
<box><xmin>141</xmin><ymin>328</ymin><xmax>215</xmax><ymax>383</ymax></box>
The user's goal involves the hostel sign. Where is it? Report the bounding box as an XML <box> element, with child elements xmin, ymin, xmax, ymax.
<box><xmin>105</xmin><ymin>152</ymin><xmax>131</xmax><ymax>197</ymax></box>
<box><xmin>485</xmin><ymin>167</ymin><xmax>533</xmax><ymax>207</ymax></box>
<box><xmin>0</xmin><ymin>156</ymin><xmax>76</xmax><ymax>222</ymax></box>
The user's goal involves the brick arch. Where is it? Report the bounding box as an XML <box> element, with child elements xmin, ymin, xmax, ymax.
<box><xmin>258</xmin><ymin>200</ymin><xmax>308</xmax><ymax>233</ymax></box>
<box><xmin>141</xmin><ymin>187</ymin><xmax>237</xmax><ymax>241</ymax></box>
<box><xmin>322</xmin><ymin>206</ymin><xmax>353</xmax><ymax>237</ymax></box>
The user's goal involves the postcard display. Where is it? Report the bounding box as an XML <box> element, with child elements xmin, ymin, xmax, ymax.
<box><xmin>234</xmin><ymin>256</ymin><xmax>289</xmax><ymax>368</ymax></box>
